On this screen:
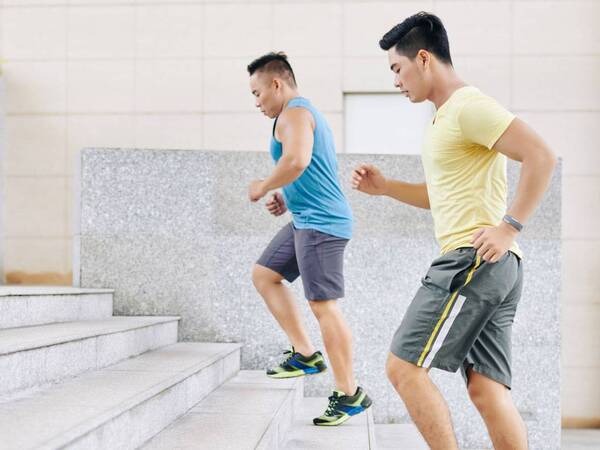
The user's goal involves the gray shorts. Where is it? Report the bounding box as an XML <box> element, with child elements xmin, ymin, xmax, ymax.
<box><xmin>257</xmin><ymin>222</ymin><xmax>349</xmax><ymax>301</ymax></box>
<box><xmin>390</xmin><ymin>247</ymin><xmax>523</xmax><ymax>389</ymax></box>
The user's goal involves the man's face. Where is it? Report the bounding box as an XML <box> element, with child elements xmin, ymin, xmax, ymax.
<box><xmin>387</xmin><ymin>48</ymin><xmax>430</xmax><ymax>103</ymax></box>
<box><xmin>249</xmin><ymin>72</ymin><xmax>280</xmax><ymax>119</ymax></box>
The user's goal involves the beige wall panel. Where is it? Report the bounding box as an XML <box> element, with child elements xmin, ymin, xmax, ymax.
<box><xmin>434</xmin><ymin>1</ymin><xmax>511</xmax><ymax>55</ymax></box>
<box><xmin>4</xmin><ymin>62</ymin><xmax>67</xmax><ymax>114</ymax></box>
<box><xmin>203</xmin><ymin>113</ymin><xmax>271</xmax><ymax>152</ymax></box>
<box><xmin>562</xmin><ymin>175</ymin><xmax>600</xmax><ymax>240</ymax></box>
<box><xmin>5</xmin><ymin>116</ymin><xmax>67</xmax><ymax>176</ymax></box>
<box><xmin>272</xmin><ymin>3</ymin><xmax>342</xmax><ymax>57</ymax></box>
<box><xmin>343</xmin><ymin>2</ymin><xmax>432</xmax><ymax>58</ymax></box>
<box><xmin>514</xmin><ymin>1</ymin><xmax>600</xmax><ymax>55</ymax></box>
<box><xmin>2</xmin><ymin>6</ymin><xmax>67</xmax><ymax>60</ymax></box>
<box><xmin>293</xmin><ymin>57</ymin><xmax>343</xmax><ymax>112</ymax></box>
<box><xmin>67</xmin><ymin>60</ymin><xmax>135</xmax><ymax>113</ymax></box>
<box><xmin>4</xmin><ymin>177</ymin><xmax>68</xmax><ymax>238</ymax></box>
<box><xmin>135</xmin><ymin>60</ymin><xmax>203</xmax><ymax>113</ymax></box>
<box><xmin>561</xmin><ymin>303</ymin><xmax>600</xmax><ymax>367</ymax></box>
<box><xmin>204</xmin><ymin>4</ymin><xmax>272</xmax><ymax>58</ymax></box>
<box><xmin>3</xmin><ymin>238</ymin><xmax>68</xmax><ymax>274</ymax></box>
<box><xmin>136</xmin><ymin>5</ymin><xmax>204</xmax><ymax>58</ymax></box>
<box><xmin>67</xmin><ymin>5</ymin><xmax>135</xmax><ymax>59</ymax></box>
<box><xmin>561</xmin><ymin>239</ymin><xmax>600</xmax><ymax>305</ymax></box>
<box><xmin>518</xmin><ymin>112</ymin><xmax>600</xmax><ymax>176</ymax></box>
<box><xmin>134</xmin><ymin>114</ymin><xmax>203</xmax><ymax>150</ymax></box>
<box><xmin>67</xmin><ymin>114</ymin><xmax>136</xmax><ymax>176</ymax></box>
<box><xmin>204</xmin><ymin>59</ymin><xmax>256</xmax><ymax>112</ymax></box>
<box><xmin>562</xmin><ymin>367</ymin><xmax>600</xmax><ymax>418</ymax></box>
<box><xmin>343</xmin><ymin>57</ymin><xmax>396</xmax><ymax>93</ymax></box>
<box><xmin>513</xmin><ymin>56</ymin><xmax>600</xmax><ymax>111</ymax></box>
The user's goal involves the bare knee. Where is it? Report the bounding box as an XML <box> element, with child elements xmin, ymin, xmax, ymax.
<box><xmin>467</xmin><ymin>371</ymin><xmax>510</xmax><ymax>414</ymax></box>
<box><xmin>252</xmin><ymin>264</ymin><xmax>281</xmax><ymax>293</ymax></box>
<box><xmin>308</xmin><ymin>299</ymin><xmax>336</xmax><ymax>321</ymax></box>
<box><xmin>386</xmin><ymin>353</ymin><xmax>426</xmax><ymax>394</ymax></box>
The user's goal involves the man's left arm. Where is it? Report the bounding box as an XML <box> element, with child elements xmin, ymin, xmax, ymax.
<box><xmin>472</xmin><ymin>118</ymin><xmax>557</xmax><ymax>262</ymax></box>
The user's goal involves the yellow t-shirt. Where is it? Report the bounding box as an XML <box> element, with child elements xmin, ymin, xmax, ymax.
<box><xmin>421</xmin><ymin>86</ymin><xmax>522</xmax><ymax>257</ymax></box>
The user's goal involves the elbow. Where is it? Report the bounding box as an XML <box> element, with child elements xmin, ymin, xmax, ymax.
<box><xmin>549</xmin><ymin>150</ymin><xmax>558</xmax><ymax>169</ymax></box>
<box><xmin>290</xmin><ymin>159</ymin><xmax>309</xmax><ymax>172</ymax></box>
<box><xmin>526</xmin><ymin>147</ymin><xmax>557</xmax><ymax>174</ymax></box>
<box><xmin>543</xmin><ymin>148</ymin><xmax>558</xmax><ymax>173</ymax></box>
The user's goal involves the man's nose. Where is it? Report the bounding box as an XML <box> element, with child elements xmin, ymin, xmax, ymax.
<box><xmin>394</xmin><ymin>75</ymin><xmax>402</xmax><ymax>88</ymax></box>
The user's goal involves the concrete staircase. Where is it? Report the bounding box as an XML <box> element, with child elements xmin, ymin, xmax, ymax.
<box><xmin>143</xmin><ymin>371</ymin><xmax>303</xmax><ymax>450</ymax></box>
<box><xmin>283</xmin><ymin>397</ymin><xmax>376</xmax><ymax>449</ymax></box>
<box><xmin>0</xmin><ymin>286</ymin><xmax>424</xmax><ymax>449</ymax></box>
<box><xmin>0</xmin><ymin>286</ymin><xmax>242</xmax><ymax>449</ymax></box>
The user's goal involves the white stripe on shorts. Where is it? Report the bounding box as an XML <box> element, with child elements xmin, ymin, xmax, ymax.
<box><xmin>423</xmin><ymin>295</ymin><xmax>467</xmax><ymax>368</ymax></box>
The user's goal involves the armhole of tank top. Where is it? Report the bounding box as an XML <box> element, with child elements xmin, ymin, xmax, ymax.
<box><xmin>286</xmin><ymin>104</ymin><xmax>317</xmax><ymax>134</ymax></box>
<box><xmin>274</xmin><ymin>103</ymin><xmax>316</xmax><ymax>144</ymax></box>
<box><xmin>272</xmin><ymin>116</ymin><xmax>281</xmax><ymax>144</ymax></box>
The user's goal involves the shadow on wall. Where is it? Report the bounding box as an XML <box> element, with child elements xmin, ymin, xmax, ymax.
<box><xmin>5</xmin><ymin>271</ymin><xmax>73</xmax><ymax>286</ymax></box>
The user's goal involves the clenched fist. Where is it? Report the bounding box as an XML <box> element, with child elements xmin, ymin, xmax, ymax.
<box><xmin>265</xmin><ymin>192</ymin><xmax>287</xmax><ymax>217</ymax></box>
<box><xmin>351</xmin><ymin>164</ymin><xmax>388</xmax><ymax>196</ymax></box>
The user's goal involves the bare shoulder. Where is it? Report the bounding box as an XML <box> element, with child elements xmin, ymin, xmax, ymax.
<box><xmin>276</xmin><ymin>107</ymin><xmax>315</xmax><ymax>137</ymax></box>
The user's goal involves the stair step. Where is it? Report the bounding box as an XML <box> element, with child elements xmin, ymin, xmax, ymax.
<box><xmin>0</xmin><ymin>342</ymin><xmax>241</xmax><ymax>450</ymax></box>
<box><xmin>0</xmin><ymin>286</ymin><xmax>114</xmax><ymax>329</ymax></box>
<box><xmin>375</xmin><ymin>424</ymin><xmax>428</xmax><ymax>449</ymax></box>
<box><xmin>142</xmin><ymin>370</ymin><xmax>303</xmax><ymax>450</ymax></box>
<box><xmin>284</xmin><ymin>397</ymin><xmax>377</xmax><ymax>449</ymax></box>
<box><xmin>0</xmin><ymin>316</ymin><xmax>179</xmax><ymax>396</ymax></box>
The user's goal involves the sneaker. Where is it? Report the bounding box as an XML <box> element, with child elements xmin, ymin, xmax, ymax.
<box><xmin>313</xmin><ymin>386</ymin><xmax>373</xmax><ymax>426</ymax></box>
<box><xmin>266</xmin><ymin>348</ymin><xmax>327</xmax><ymax>379</ymax></box>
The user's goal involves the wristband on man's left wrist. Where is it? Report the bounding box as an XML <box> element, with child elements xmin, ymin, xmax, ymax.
<box><xmin>502</xmin><ymin>214</ymin><xmax>523</xmax><ymax>232</ymax></box>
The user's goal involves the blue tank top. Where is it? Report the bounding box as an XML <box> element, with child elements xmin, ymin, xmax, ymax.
<box><xmin>270</xmin><ymin>97</ymin><xmax>353</xmax><ymax>239</ymax></box>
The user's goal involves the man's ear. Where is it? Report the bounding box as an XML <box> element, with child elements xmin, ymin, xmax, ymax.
<box><xmin>418</xmin><ymin>49</ymin><xmax>431</xmax><ymax>69</ymax></box>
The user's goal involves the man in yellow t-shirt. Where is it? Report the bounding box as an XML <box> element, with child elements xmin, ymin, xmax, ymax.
<box><xmin>351</xmin><ymin>11</ymin><xmax>556</xmax><ymax>450</ymax></box>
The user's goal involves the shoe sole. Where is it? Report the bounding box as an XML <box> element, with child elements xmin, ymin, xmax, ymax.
<box><xmin>313</xmin><ymin>397</ymin><xmax>373</xmax><ymax>427</ymax></box>
<box><xmin>266</xmin><ymin>367</ymin><xmax>327</xmax><ymax>379</ymax></box>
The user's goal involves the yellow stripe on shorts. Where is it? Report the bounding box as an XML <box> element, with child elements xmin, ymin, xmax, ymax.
<box><xmin>417</xmin><ymin>255</ymin><xmax>482</xmax><ymax>367</ymax></box>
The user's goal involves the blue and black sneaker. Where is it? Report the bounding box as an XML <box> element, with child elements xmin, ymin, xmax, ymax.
<box><xmin>266</xmin><ymin>347</ymin><xmax>327</xmax><ymax>379</ymax></box>
<box><xmin>313</xmin><ymin>386</ymin><xmax>373</xmax><ymax>426</ymax></box>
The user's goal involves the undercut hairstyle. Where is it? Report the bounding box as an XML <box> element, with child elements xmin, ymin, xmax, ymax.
<box><xmin>247</xmin><ymin>52</ymin><xmax>297</xmax><ymax>87</ymax></box>
<box><xmin>379</xmin><ymin>12</ymin><xmax>452</xmax><ymax>65</ymax></box>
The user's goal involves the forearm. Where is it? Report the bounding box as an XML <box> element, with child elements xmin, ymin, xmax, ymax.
<box><xmin>506</xmin><ymin>152</ymin><xmax>557</xmax><ymax>224</ymax></box>
<box><xmin>384</xmin><ymin>180</ymin><xmax>430</xmax><ymax>209</ymax></box>
<box><xmin>262</xmin><ymin>155</ymin><xmax>306</xmax><ymax>192</ymax></box>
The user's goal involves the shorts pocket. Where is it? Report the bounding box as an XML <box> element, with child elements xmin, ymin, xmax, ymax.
<box><xmin>422</xmin><ymin>249</ymin><xmax>477</xmax><ymax>294</ymax></box>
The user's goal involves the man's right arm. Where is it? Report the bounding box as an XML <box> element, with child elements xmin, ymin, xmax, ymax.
<box><xmin>385</xmin><ymin>180</ymin><xmax>430</xmax><ymax>209</ymax></box>
<box><xmin>351</xmin><ymin>164</ymin><xmax>430</xmax><ymax>209</ymax></box>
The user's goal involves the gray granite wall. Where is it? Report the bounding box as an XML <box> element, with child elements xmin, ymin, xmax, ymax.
<box><xmin>76</xmin><ymin>148</ymin><xmax>561</xmax><ymax>449</ymax></box>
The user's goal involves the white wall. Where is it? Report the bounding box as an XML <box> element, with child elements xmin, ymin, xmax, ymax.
<box><xmin>344</xmin><ymin>93</ymin><xmax>434</xmax><ymax>155</ymax></box>
<box><xmin>0</xmin><ymin>0</ymin><xmax>598</xmax><ymax>423</ymax></box>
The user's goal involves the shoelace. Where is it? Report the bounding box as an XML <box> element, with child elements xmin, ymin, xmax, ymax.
<box><xmin>324</xmin><ymin>395</ymin><xmax>341</xmax><ymax>416</ymax></box>
<box><xmin>280</xmin><ymin>349</ymin><xmax>295</xmax><ymax>366</ymax></box>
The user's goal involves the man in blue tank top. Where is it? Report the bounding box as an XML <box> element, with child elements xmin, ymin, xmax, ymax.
<box><xmin>247</xmin><ymin>52</ymin><xmax>372</xmax><ymax>426</ymax></box>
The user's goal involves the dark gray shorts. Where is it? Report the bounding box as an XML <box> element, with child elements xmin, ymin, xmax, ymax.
<box><xmin>390</xmin><ymin>247</ymin><xmax>523</xmax><ymax>389</ymax></box>
<box><xmin>256</xmin><ymin>222</ymin><xmax>349</xmax><ymax>301</ymax></box>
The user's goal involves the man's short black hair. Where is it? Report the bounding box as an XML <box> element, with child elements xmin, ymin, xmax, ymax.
<box><xmin>380</xmin><ymin>12</ymin><xmax>452</xmax><ymax>65</ymax></box>
<box><xmin>247</xmin><ymin>52</ymin><xmax>297</xmax><ymax>87</ymax></box>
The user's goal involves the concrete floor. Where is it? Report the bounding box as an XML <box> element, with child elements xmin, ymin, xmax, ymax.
<box><xmin>375</xmin><ymin>427</ymin><xmax>600</xmax><ymax>449</ymax></box>
<box><xmin>561</xmin><ymin>429</ymin><xmax>600</xmax><ymax>449</ymax></box>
